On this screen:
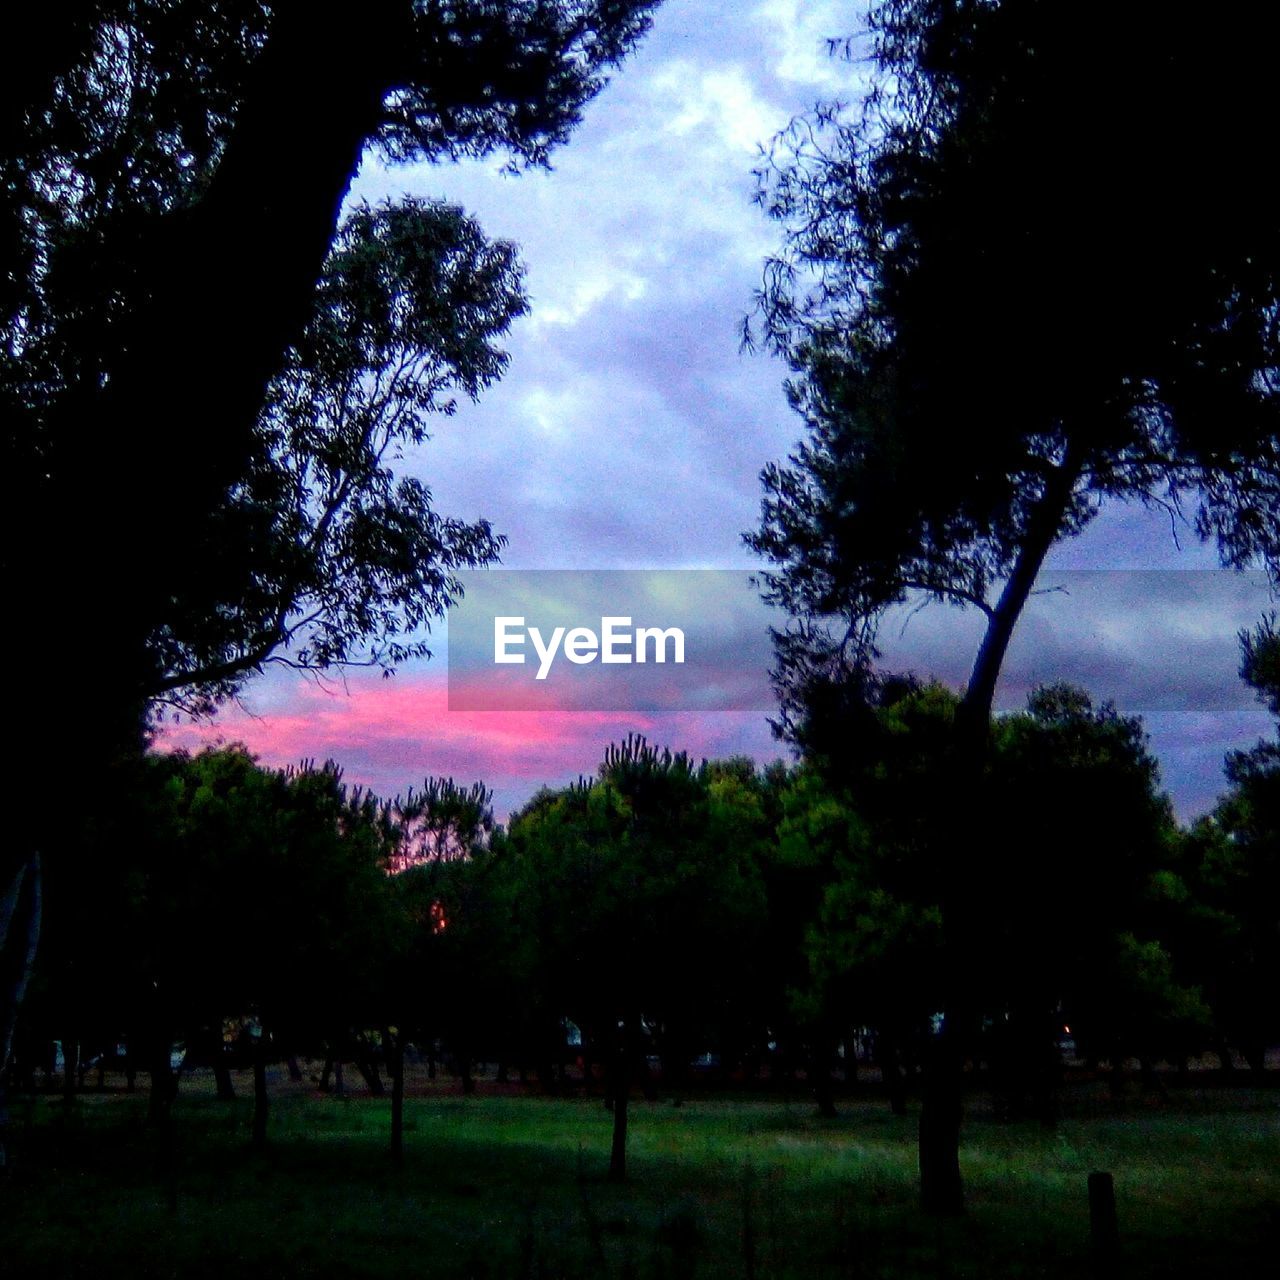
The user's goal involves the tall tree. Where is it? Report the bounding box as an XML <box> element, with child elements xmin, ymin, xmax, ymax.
<box><xmin>748</xmin><ymin>0</ymin><xmax>1280</xmax><ymax>1212</ymax></box>
<box><xmin>1</xmin><ymin>0</ymin><xmax>659</xmax><ymax>1072</ymax></box>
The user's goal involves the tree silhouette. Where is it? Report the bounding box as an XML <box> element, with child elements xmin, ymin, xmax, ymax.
<box><xmin>148</xmin><ymin>198</ymin><xmax>522</xmax><ymax>714</ymax></box>
<box><xmin>748</xmin><ymin>0</ymin><xmax>1280</xmax><ymax>1213</ymax></box>
<box><xmin>1181</xmin><ymin>619</ymin><xmax>1280</xmax><ymax>1072</ymax></box>
<box><xmin>504</xmin><ymin>737</ymin><xmax>767</xmax><ymax>1181</ymax></box>
<box><xmin>1</xmin><ymin>0</ymin><xmax>659</xmax><ymax>1069</ymax></box>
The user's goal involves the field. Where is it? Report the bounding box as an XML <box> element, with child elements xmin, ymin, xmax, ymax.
<box><xmin>1</xmin><ymin>1071</ymin><xmax>1278</xmax><ymax>1278</ymax></box>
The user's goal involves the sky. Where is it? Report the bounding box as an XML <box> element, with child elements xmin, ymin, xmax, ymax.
<box><xmin>159</xmin><ymin>0</ymin><xmax>1277</xmax><ymax>821</ymax></box>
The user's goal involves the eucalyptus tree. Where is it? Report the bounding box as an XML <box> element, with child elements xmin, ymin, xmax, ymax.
<box><xmin>748</xmin><ymin>0</ymin><xmax>1280</xmax><ymax>1212</ymax></box>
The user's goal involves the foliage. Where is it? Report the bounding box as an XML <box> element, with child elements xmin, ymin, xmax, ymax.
<box><xmin>150</xmin><ymin>199</ymin><xmax>523</xmax><ymax>712</ymax></box>
<box><xmin>1172</xmin><ymin>620</ymin><xmax>1280</xmax><ymax>1062</ymax></box>
<box><xmin>503</xmin><ymin>737</ymin><xmax>770</xmax><ymax>1062</ymax></box>
<box><xmin>796</xmin><ymin>683</ymin><xmax>1203</xmax><ymax>1069</ymax></box>
<box><xmin>2</xmin><ymin>0</ymin><xmax>660</xmax><ymax>748</ymax></box>
<box><xmin>30</xmin><ymin>747</ymin><xmax>403</xmax><ymax>1065</ymax></box>
<box><xmin>746</xmin><ymin>0</ymin><xmax>1280</xmax><ymax>732</ymax></box>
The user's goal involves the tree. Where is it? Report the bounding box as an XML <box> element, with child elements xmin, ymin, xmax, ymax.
<box><xmin>1178</xmin><ymin>619</ymin><xmax>1280</xmax><ymax>1071</ymax></box>
<box><xmin>1</xmin><ymin>0</ymin><xmax>659</xmax><ymax>1081</ymax></box>
<box><xmin>17</xmin><ymin>747</ymin><xmax>401</xmax><ymax>1153</ymax></box>
<box><xmin>5</xmin><ymin>2</ymin><xmax>661</xmax><ymax>687</ymax></box>
<box><xmin>389</xmin><ymin>776</ymin><xmax>499</xmax><ymax>1158</ymax></box>
<box><xmin>748</xmin><ymin>0</ymin><xmax>1280</xmax><ymax>1213</ymax></box>
<box><xmin>503</xmin><ymin>738</ymin><xmax>768</xmax><ymax>1181</ymax></box>
<box><xmin>148</xmin><ymin>197</ymin><xmax>522</xmax><ymax>714</ymax></box>
<box><xmin>798</xmin><ymin>682</ymin><xmax>1201</xmax><ymax>1128</ymax></box>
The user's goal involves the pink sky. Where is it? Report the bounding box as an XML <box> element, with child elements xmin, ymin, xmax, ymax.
<box><xmin>155</xmin><ymin>666</ymin><xmax>784</xmax><ymax>819</ymax></box>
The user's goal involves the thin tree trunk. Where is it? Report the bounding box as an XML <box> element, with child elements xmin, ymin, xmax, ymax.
<box><xmin>0</xmin><ymin>852</ymin><xmax>41</xmax><ymax>1173</ymax></box>
<box><xmin>811</xmin><ymin>1037</ymin><xmax>838</xmax><ymax>1118</ymax></box>
<box><xmin>213</xmin><ymin>1058</ymin><xmax>236</xmax><ymax>1101</ymax></box>
<box><xmin>386</xmin><ymin>1026</ymin><xmax>404</xmax><ymax>1166</ymax></box>
<box><xmin>1218</xmin><ymin>1040</ymin><xmax>1236</xmax><ymax>1076</ymax></box>
<box><xmin>608</xmin><ymin>1021</ymin><xmax>629</xmax><ymax>1183</ymax></box>
<box><xmin>955</xmin><ymin>446</ymin><xmax>1086</xmax><ymax>743</ymax></box>
<box><xmin>354</xmin><ymin>1055</ymin><xmax>384</xmax><ymax>1096</ymax></box>
<box><xmin>1109</xmin><ymin>1051</ymin><xmax>1125</xmax><ymax>1098</ymax></box>
<box><xmin>252</xmin><ymin>1036</ymin><xmax>269</xmax><ymax>1150</ymax></box>
<box><xmin>918</xmin><ymin>446</ymin><xmax>1086</xmax><ymax>1216</ymax></box>
<box><xmin>1244</xmin><ymin>1043</ymin><xmax>1267</xmax><ymax>1080</ymax></box>
<box><xmin>62</xmin><ymin>1037</ymin><xmax>79</xmax><ymax>1107</ymax></box>
<box><xmin>878</xmin><ymin>1031</ymin><xmax>909</xmax><ymax>1116</ymax></box>
<box><xmin>919</xmin><ymin>1022</ymin><xmax>964</xmax><ymax>1216</ymax></box>
<box><xmin>147</xmin><ymin>1042</ymin><xmax>176</xmax><ymax>1126</ymax></box>
<box><xmin>151</xmin><ymin>1048</ymin><xmax>179</xmax><ymax>1212</ymax></box>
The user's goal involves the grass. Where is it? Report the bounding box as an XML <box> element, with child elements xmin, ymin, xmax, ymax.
<box><xmin>1</xmin><ymin>1072</ymin><xmax>1278</xmax><ymax>1277</ymax></box>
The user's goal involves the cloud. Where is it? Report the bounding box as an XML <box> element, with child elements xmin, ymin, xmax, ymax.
<box><xmin>165</xmin><ymin>2</ymin><xmax>1274</xmax><ymax>824</ymax></box>
<box><xmin>751</xmin><ymin>0</ymin><xmax>868</xmax><ymax>93</ymax></box>
<box><xmin>155</xmin><ymin>665</ymin><xmax>786</xmax><ymax>821</ymax></box>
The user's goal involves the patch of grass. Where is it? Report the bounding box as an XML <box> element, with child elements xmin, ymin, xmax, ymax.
<box><xmin>1</xmin><ymin>1078</ymin><xmax>1277</xmax><ymax>1277</ymax></box>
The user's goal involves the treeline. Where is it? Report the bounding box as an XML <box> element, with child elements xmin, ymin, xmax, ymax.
<box><xmin>11</xmin><ymin>638</ymin><xmax>1279</xmax><ymax>1179</ymax></box>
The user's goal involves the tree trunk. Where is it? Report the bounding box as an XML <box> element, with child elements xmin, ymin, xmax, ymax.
<box><xmin>62</xmin><ymin>1037</ymin><xmax>79</xmax><ymax>1107</ymax></box>
<box><xmin>53</xmin><ymin>4</ymin><xmax>407</xmax><ymax>627</ymax></box>
<box><xmin>955</xmin><ymin>445</ymin><xmax>1086</xmax><ymax>743</ymax></box>
<box><xmin>917</xmin><ymin>446</ymin><xmax>1087</xmax><ymax>1215</ymax></box>
<box><xmin>919</xmin><ymin>1024</ymin><xmax>964</xmax><ymax>1216</ymax></box>
<box><xmin>1244</xmin><ymin>1043</ymin><xmax>1267</xmax><ymax>1080</ymax></box>
<box><xmin>147</xmin><ymin>1037</ymin><xmax>178</xmax><ymax>1129</ymax></box>
<box><xmin>1109</xmin><ymin>1051</ymin><xmax>1125</xmax><ymax>1098</ymax></box>
<box><xmin>386</xmin><ymin>1026</ymin><xmax>404</xmax><ymax>1166</ymax></box>
<box><xmin>608</xmin><ymin>1022</ymin><xmax>630</xmax><ymax>1183</ymax></box>
<box><xmin>252</xmin><ymin>1037</ymin><xmax>269</xmax><ymax>1150</ymax></box>
<box><xmin>353</xmin><ymin>1055</ymin><xmax>384</xmax><ymax>1096</ymax></box>
<box><xmin>810</xmin><ymin>1037</ymin><xmax>838</xmax><ymax>1118</ymax></box>
<box><xmin>286</xmin><ymin>1055</ymin><xmax>303</xmax><ymax>1083</ymax></box>
<box><xmin>0</xmin><ymin>852</ymin><xmax>42</xmax><ymax>1173</ymax></box>
<box><xmin>878</xmin><ymin>1031</ymin><xmax>909</xmax><ymax>1116</ymax></box>
<box><xmin>149</xmin><ymin>1043</ymin><xmax>179</xmax><ymax>1212</ymax></box>
<box><xmin>213</xmin><ymin>1058</ymin><xmax>236</xmax><ymax>1101</ymax></box>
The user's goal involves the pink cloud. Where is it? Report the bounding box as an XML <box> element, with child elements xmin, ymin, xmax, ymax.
<box><xmin>154</xmin><ymin>668</ymin><xmax>782</xmax><ymax>816</ymax></box>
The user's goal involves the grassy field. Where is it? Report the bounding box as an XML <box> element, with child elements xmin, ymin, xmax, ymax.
<box><xmin>1</xmin><ymin>1073</ymin><xmax>1277</xmax><ymax>1278</ymax></box>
